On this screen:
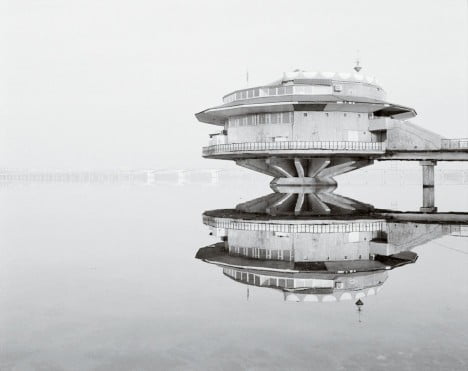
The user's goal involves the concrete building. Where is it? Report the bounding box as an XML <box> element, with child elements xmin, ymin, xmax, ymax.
<box><xmin>196</xmin><ymin>70</ymin><xmax>468</xmax><ymax>189</ymax></box>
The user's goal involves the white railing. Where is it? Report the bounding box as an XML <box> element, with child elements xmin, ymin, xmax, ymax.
<box><xmin>441</xmin><ymin>139</ymin><xmax>468</xmax><ymax>150</ymax></box>
<box><xmin>202</xmin><ymin>141</ymin><xmax>385</xmax><ymax>156</ymax></box>
<box><xmin>203</xmin><ymin>215</ymin><xmax>384</xmax><ymax>233</ymax></box>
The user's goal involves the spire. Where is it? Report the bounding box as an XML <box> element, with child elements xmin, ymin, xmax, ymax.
<box><xmin>354</xmin><ymin>58</ymin><xmax>362</xmax><ymax>73</ymax></box>
<box><xmin>354</xmin><ymin>50</ymin><xmax>362</xmax><ymax>73</ymax></box>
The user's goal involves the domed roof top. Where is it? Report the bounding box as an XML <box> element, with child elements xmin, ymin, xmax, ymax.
<box><xmin>284</xmin><ymin>285</ymin><xmax>383</xmax><ymax>303</ymax></box>
<box><xmin>269</xmin><ymin>70</ymin><xmax>381</xmax><ymax>87</ymax></box>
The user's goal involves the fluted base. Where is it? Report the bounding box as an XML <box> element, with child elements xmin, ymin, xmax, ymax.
<box><xmin>236</xmin><ymin>156</ymin><xmax>373</xmax><ymax>186</ymax></box>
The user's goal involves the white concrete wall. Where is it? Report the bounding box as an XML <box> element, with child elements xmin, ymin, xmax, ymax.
<box><xmin>385</xmin><ymin>121</ymin><xmax>443</xmax><ymax>150</ymax></box>
<box><xmin>227</xmin><ymin>122</ymin><xmax>292</xmax><ymax>143</ymax></box>
<box><xmin>292</xmin><ymin>112</ymin><xmax>376</xmax><ymax>142</ymax></box>
<box><xmin>225</xmin><ymin>111</ymin><xmax>380</xmax><ymax>143</ymax></box>
<box><xmin>227</xmin><ymin>229</ymin><xmax>379</xmax><ymax>261</ymax></box>
<box><xmin>334</xmin><ymin>81</ymin><xmax>386</xmax><ymax>101</ymax></box>
<box><xmin>293</xmin><ymin>232</ymin><xmax>376</xmax><ymax>261</ymax></box>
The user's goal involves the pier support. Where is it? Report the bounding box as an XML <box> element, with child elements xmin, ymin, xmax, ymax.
<box><xmin>420</xmin><ymin>160</ymin><xmax>437</xmax><ymax>213</ymax></box>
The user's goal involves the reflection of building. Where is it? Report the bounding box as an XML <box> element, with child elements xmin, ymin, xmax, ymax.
<box><xmin>197</xmin><ymin>191</ymin><xmax>468</xmax><ymax>302</ymax></box>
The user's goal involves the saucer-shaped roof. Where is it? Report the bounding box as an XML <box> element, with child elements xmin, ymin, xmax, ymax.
<box><xmin>269</xmin><ymin>70</ymin><xmax>381</xmax><ymax>88</ymax></box>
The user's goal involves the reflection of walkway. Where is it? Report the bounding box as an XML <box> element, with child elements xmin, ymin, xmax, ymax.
<box><xmin>0</xmin><ymin>169</ymin><xmax>223</xmax><ymax>186</ymax></box>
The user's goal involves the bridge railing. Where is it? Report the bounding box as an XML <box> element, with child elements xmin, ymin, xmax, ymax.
<box><xmin>441</xmin><ymin>139</ymin><xmax>468</xmax><ymax>150</ymax></box>
<box><xmin>203</xmin><ymin>141</ymin><xmax>384</xmax><ymax>156</ymax></box>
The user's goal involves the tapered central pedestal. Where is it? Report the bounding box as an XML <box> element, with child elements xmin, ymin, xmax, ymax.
<box><xmin>236</xmin><ymin>156</ymin><xmax>373</xmax><ymax>188</ymax></box>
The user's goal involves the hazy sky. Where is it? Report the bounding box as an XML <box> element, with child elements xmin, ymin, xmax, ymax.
<box><xmin>0</xmin><ymin>0</ymin><xmax>467</xmax><ymax>170</ymax></box>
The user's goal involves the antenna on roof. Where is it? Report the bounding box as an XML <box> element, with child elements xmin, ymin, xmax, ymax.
<box><xmin>354</xmin><ymin>50</ymin><xmax>362</xmax><ymax>73</ymax></box>
<box><xmin>246</xmin><ymin>68</ymin><xmax>249</xmax><ymax>87</ymax></box>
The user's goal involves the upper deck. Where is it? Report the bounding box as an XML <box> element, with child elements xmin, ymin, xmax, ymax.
<box><xmin>196</xmin><ymin>71</ymin><xmax>416</xmax><ymax>125</ymax></box>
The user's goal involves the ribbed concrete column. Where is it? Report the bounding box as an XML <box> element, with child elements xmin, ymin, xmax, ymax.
<box><xmin>420</xmin><ymin>160</ymin><xmax>437</xmax><ymax>213</ymax></box>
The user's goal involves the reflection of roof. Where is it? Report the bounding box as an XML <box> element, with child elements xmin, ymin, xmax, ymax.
<box><xmin>219</xmin><ymin>264</ymin><xmax>388</xmax><ymax>302</ymax></box>
<box><xmin>196</xmin><ymin>243</ymin><xmax>418</xmax><ymax>274</ymax></box>
<box><xmin>284</xmin><ymin>286</ymin><xmax>383</xmax><ymax>303</ymax></box>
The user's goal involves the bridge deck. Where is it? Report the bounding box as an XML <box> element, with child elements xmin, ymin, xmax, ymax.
<box><xmin>379</xmin><ymin>150</ymin><xmax>468</xmax><ymax>161</ymax></box>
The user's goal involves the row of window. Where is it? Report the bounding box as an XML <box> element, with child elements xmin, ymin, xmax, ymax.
<box><xmin>229</xmin><ymin>246</ymin><xmax>293</xmax><ymax>261</ymax></box>
<box><xmin>228</xmin><ymin>112</ymin><xmax>294</xmax><ymax>127</ymax></box>
<box><xmin>223</xmin><ymin>268</ymin><xmax>334</xmax><ymax>289</ymax></box>
<box><xmin>224</xmin><ymin>268</ymin><xmax>295</xmax><ymax>288</ymax></box>
<box><xmin>223</xmin><ymin>84</ymin><xmax>333</xmax><ymax>103</ymax></box>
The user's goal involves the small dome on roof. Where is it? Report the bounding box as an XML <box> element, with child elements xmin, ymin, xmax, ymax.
<box><xmin>269</xmin><ymin>70</ymin><xmax>380</xmax><ymax>87</ymax></box>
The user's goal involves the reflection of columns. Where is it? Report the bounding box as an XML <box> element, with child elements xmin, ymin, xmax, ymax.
<box><xmin>177</xmin><ymin>170</ymin><xmax>186</xmax><ymax>185</ymax></box>
<box><xmin>420</xmin><ymin>160</ymin><xmax>437</xmax><ymax>213</ymax></box>
<box><xmin>145</xmin><ymin>170</ymin><xmax>156</xmax><ymax>185</ymax></box>
<box><xmin>210</xmin><ymin>169</ymin><xmax>219</xmax><ymax>184</ymax></box>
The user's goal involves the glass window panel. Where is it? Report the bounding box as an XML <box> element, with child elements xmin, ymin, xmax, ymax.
<box><xmin>248</xmin><ymin>89</ymin><xmax>254</xmax><ymax>98</ymax></box>
<box><xmin>277</xmin><ymin>87</ymin><xmax>285</xmax><ymax>95</ymax></box>
<box><xmin>284</xmin><ymin>86</ymin><xmax>293</xmax><ymax>94</ymax></box>
<box><xmin>294</xmin><ymin>85</ymin><xmax>305</xmax><ymax>94</ymax></box>
<box><xmin>254</xmin><ymin>88</ymin><xmax>260</xmax><ymax>97</ymax></box>
<box><xmin>271</xmin><ymin>114</ymin><xmax>278</xmax><ymax>124</ymax></box>
<box><xmin>268</xmin><ymin>87</ymin><xmax>277</xmax><ymax>95</ymax></box>
<box><xmin>282</xmin><ymin>112</ymin><xmax>289</xmax><ymax>123</ymax></box>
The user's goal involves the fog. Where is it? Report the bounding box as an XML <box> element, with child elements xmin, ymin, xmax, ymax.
<box><xmin>0</xmin><ymin>0</ymin><xmax>467</xmax><ymax>170</ymax></box>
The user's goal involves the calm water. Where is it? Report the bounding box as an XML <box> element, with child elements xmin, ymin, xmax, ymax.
<box><xmin>0</xmin><ymin>178</ymin><xmax>467</xmax><ymax>370</ymax></box>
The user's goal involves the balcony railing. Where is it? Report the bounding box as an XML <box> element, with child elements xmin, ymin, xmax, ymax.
<box><xmin>203</xmin><ymin>141</ymin><xmax>385</xmax><ymax>156</ymax></box>
<box><xmin>222</xmin><ymin>85</ymin><xmax>333</xmax><ymax>103</ymax></box>
<box><xmin>441</xmin><ymin>139</ymin><xmax>468</xmax><ymax>150</ymax></box>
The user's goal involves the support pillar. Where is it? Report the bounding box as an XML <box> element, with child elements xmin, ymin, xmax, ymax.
<box><xmin>420</xmin><ymin>160</ymin><xmax>437</xmax><ymax>213</ymax></box>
